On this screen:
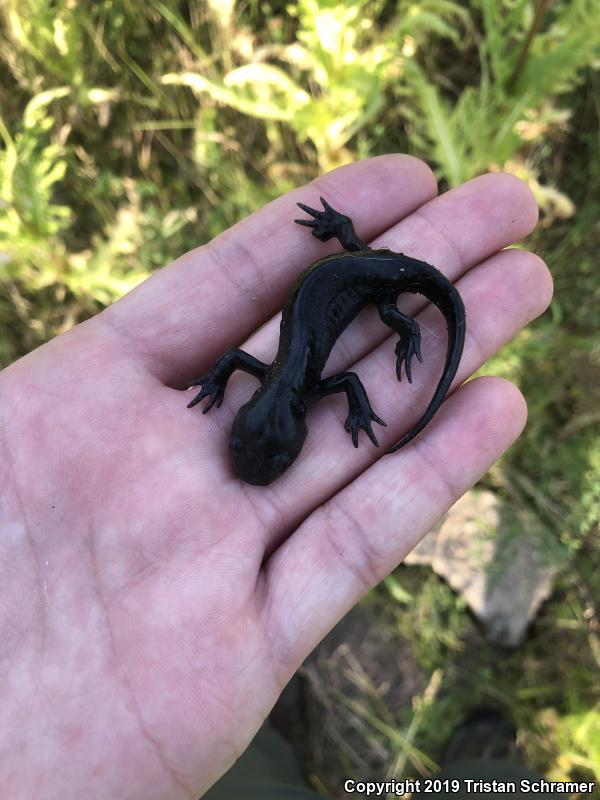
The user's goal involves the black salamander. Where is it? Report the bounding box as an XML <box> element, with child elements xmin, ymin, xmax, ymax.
<box><xmin>187</xmin><ymin>198</ymin><xmax>466</xmax><ymax>485</ymax></box>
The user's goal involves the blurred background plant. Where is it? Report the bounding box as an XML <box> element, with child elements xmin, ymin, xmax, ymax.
<box><xmin>1</xmin><ymin>0</ymin><xmax>598</xmax><ymax>790</ymax></box>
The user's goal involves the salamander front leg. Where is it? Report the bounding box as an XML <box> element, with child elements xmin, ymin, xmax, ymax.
<box><xmin>294</xmin><ymin>197</ymin><xmax>368</xmax><ymax>252</ymax></box>
<box><xmin>378</xmin><ymin>300</ymin><xmax>423</xmax><ymax>383</ymax></box>
<box><xmin>317</xmin><ymin>372</ymin><xmax>386</xmax><ymax>447</ymax></box>
<box><xmin>187</xmin><ymin>348</ymin><xmax>268</xmax><ymax>412</ymax></box>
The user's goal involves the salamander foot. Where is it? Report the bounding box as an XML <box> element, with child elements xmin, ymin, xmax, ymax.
<box><xmin>345</xmin><ymin>405</ymin><xmax>387</xmax><ymax>448</ymax></box>
<box><xmin>294</xmin><ymin>196</ymin><xmax>346</xmax><ymax>241</ymax></box>
<box><xmin>395</xmin><ymin>323</ymin><xmax>423</xmax><ymax>383</ymax></box>
<box><xmin>295</xmin><ymin>197</ymin><xmax>367</xmax><ymax>251</ymax></box>
<box><xmin>187</xmin><ymin>374</ymin><xmax>225</xmax><ymax>413</ymax></box>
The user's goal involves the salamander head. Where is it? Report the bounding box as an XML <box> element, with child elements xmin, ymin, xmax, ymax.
<box><xmin>229</xmin><ymin>392</ymin><xmax>308</xmax><ymax>485</ymax></box>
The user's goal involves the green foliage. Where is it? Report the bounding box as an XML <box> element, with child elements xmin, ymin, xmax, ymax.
<box><xmin>549</xmin><ymin>706</ymin><xmax>600</xmax><ymax>780</ymax></box>
<box><xmin>392</xmin><ymin>570</ymin><xmax>471</xmax><ymax>671</ymax></box>
<box><xmin>385</xmin><ymin>567</ymin><xmax>600</xmax><ymax>780</ymax></box>
<box><xmin>162</xmin><ymin>0</ymin><xmax>471</xmax><ymax>169</ymax></box>
<box><xmin>0</xmin><ymin>103</ymin><xmax>70</xmax><ymax>267</ymax></box>
<box><xmin>403</xmin><ymin>0</ymin><xmax>600</xmax><ymax>185</ymax></box>
<box><xmin>0</xmin><ymin>0</ymin><xmax>599</xmax><ymax>784</ymax></box>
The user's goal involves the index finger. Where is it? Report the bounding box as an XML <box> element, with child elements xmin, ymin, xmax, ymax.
<box><xmin>99</xmin><ymin>155</ymin><xmax>437</xmax><ymax>384</ymax></box>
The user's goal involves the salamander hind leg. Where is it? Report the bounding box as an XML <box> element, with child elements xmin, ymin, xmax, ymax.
<box><xmin>187</xmin><ymin>348</ymin><xmax>268</xmax><ymax>412</ymax></box>
<box><xmin>295</xmin><ymin>197</ymin><xmax>367</xmax><ymax>252</ymax></box>
<box><xmin>317</xmin><ymin>372</ymin><xmax>386</xmax><ymax>447</ymax></box>
<box><xmin>377</xmin><ymin>301</ymin><xmax>423</xmax><ymax>383</ymax></box>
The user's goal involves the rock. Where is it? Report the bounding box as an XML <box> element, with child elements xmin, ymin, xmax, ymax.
<box><xmin>405</xmin><ymin>490</ymin><xmax>558</xmax><ymax>646</ymax></box>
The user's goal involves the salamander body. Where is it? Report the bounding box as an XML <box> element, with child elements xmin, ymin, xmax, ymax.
<box><xmin>187</xmin><ymin>198</ymin><xmax>466</xmax><ymax>485</ymax></box>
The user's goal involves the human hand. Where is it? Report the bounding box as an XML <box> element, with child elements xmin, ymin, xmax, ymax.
<box><xmin>0</xmin><ymin>155</ymin><xmax>552</xmax><ymax>799</ymax></box>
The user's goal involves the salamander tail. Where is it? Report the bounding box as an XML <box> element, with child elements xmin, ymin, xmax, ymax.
<box><xmin>386</xmin><ymin>276</ymin><xmax>466</xmax><ymax>454</ymax></box>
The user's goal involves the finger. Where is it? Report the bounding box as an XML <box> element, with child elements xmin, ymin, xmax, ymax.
<box><xmin>99</xmin><ymin>155</ymin><xmax>437</xmax><ymax>383</ymax></box>
<box><xmin>205</xmin><ymin>248</ymin><xmax>551</xmax><ymax>529</ymax></box>
<box><xmin>261</xmin><ymin>376</ymin><xmax>527</xmax><ymax>676</ymax></box>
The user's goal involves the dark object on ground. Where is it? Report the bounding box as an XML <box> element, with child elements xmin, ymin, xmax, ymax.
<box><xmin>443</xmin><ymin>709</ymin><xmax>520</xmax><ymax>763</ymax></box>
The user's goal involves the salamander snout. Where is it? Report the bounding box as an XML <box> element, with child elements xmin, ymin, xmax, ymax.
<box><xmin>229</xmin><ymin>435</ymin><xmax>295</xmax><ymax>485</ymax></box>
<box><xmin>229</xmin><ymin>403</ymin><xmax>307</xmax><ymax>485</ymax></box>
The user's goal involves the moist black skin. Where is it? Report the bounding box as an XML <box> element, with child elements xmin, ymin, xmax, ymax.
<box><xmin>187</xmin><ymin>197</ymin><xmax>466</xmax><ymax>486</ymax></box>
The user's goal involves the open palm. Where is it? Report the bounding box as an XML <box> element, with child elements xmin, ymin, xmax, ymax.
<box><xmin>0</xmin><ymin>156</ymin><xmax>552</xmax><ymax>799</ymax></box>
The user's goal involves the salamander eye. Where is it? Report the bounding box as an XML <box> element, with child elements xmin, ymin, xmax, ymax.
<box><xmin>229</xmin><ymin>436</ymin><xmax>243</xmax><ymax>452</ymax></box>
